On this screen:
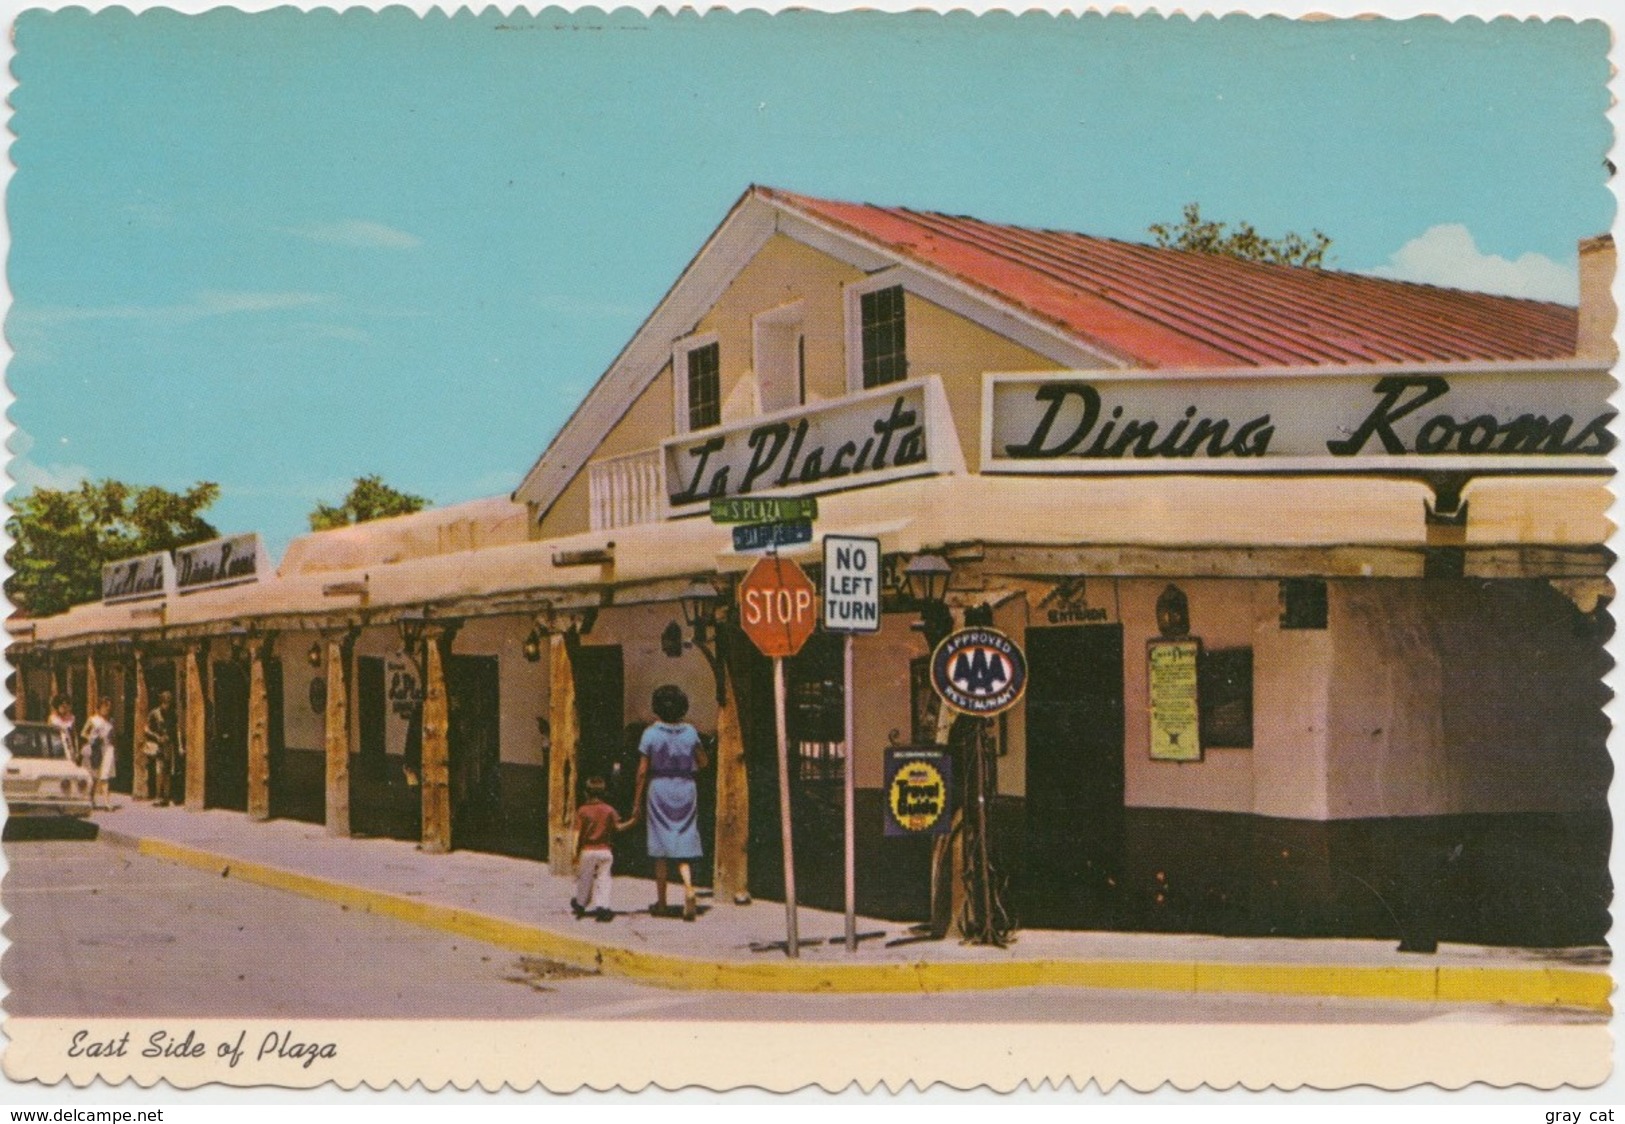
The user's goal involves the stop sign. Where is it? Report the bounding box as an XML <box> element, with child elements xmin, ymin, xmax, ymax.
<box><xmin>738</xmin><ymin>555</ymin><xmax>818</xmax><ymax>658</ymax></box>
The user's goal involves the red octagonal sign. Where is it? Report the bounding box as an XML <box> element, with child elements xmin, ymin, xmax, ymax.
<box><xmin>738</xmin><ymin>555</ymin><xmax>818</xmax><ymax>658</ymax></box>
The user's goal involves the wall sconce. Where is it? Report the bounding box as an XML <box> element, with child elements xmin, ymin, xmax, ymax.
<box><xmin>677</xmin><ymin>578</ymin><xmax>730</xmax><ymax>706</ymax></box>
<box><xmin>905</xmin><ymin>554</ymin><xmax>954</xmax><ymax>650</ymax></box>
<box><xmin>1156</xmin><ymin>584</ymin><xmax>1191</xmax><ymax>638</ymax></box>
<box><xmin>307</xmin><ymin>641</ymin><xmax>323</xmax><ymax>668</ymax></box>
<box><xmin>226</xmin><ymin>625</ymin><xmax>252</xmax><ymax>662</ymax></box>
<box><xmin>522</xmin><ymin>627</ymin><xmax>544</xmax><ymax>663</ymax></box>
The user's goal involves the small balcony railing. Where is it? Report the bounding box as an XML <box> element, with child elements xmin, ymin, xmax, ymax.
<box><xmin>588</xmin><ymin>448</ymin><xmax>666</xmax><ymax>530</ymax></box>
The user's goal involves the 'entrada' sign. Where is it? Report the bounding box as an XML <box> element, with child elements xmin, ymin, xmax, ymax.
<box><xmin>175</xmin><ymin>533</ymin><xmax>267</xmax><ymax>594</ymax></box>
<box><xmin>664</xmin><ymin>377</ymin><xmax>962</xmax><ymax>508</ymax></box>
<box><xmin>984</xmin><ymin>365</ymin><xmax>1615</xmax><ymax>474</ymax></box>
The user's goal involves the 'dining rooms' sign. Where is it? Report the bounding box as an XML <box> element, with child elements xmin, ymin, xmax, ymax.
<box><xmin>984</xmin><ymin>366</ymin><xmax>1615</xmax><ymax>474</ymax></box>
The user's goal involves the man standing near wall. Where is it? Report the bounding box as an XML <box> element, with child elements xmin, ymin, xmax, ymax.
<box><xmin>145</xmin><ymin>690</ymin><xmax>176</xmax><ymax>806</ymax></box>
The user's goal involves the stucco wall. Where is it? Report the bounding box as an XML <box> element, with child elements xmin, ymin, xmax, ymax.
<box><xmin>1326</xmin><ymin>581</ymin><xmax>1609</xmax><ymax>817</ymax></box>
<box><xmin>274</xmin><ymin>631</ymin><xmax>326</xmax><ymax>752</ymax></box>
<box><xmin>584</xmin><ymin>603</ymin><xmax>722</xmax><ymax>738</ymax></box>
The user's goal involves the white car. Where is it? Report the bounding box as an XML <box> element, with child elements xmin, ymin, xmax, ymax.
<box><xmin>4</xmin><ymin>722</ymin><xmax>94</xmax><ymax>818</ymax></box>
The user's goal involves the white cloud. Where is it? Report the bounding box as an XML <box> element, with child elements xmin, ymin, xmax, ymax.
<box><xmin>289</xmin><ymin>220</ymin><xmax>422</xmax><ymax>250</ymax></box>
<box><xmin>10</xmin><ymin>458</ymin><xmax>91</xmax><ymax>493</ymax></box>
<box><xmin>11</xmin><ymin>290</ymin><xmax>327</xmax><ymax>327</ymax></box>
<box><xmin>1367</xmin><ymin>224</ymin><xmax>1578</xmax><ymax>304</ymax></box>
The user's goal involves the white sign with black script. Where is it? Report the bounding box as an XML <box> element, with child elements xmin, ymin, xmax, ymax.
<box><xmin>174</xmin><ymin>533</ymin><xmax>268</xmax><ymax>594</ymax></box>
<box><xmin>984</xmin><ymin>364</ymin><xmax>1615</xmax><ymax>474</ymax></box>
<box><xmin>101</xmin><ymin>551</ymin><xmax>174</xmax><ymax>603</ymax></box>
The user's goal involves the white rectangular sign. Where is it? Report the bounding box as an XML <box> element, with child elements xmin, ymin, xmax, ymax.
<box><xmin>822</xmin><ymin>535</ymin><xmax>882</xmax><ymax>634</ymax></box>
<box><xmin>983</xmin><ymin>364</ymin><xmax>1616</xmax><ymax>474</ymax></box>
<box><xmin>663</xmin><ymin>376</ymin><xmax>963</xmax><ymax>509</ymax></box>
<box><xmin>101</xmin><ymin>550</ymin><xmax>174</xmax><ymax>603</ymax></box>
<box><xmin>174</xmin><ymin>532</ymin><xmax>268</xmax><ymax>594</ymax></box>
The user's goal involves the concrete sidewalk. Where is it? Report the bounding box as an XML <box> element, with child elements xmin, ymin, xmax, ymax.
<box><xmin>83</xmin><ymin>797</ymin><xmax>1612</xmax><ymax>1011</ymax></box>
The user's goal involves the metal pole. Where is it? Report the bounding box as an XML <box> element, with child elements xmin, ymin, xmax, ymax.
<box><xmin>773</xmin><ymin>656</ymin><xmax>799</xmax><ymax>958</ymax></box>
<box><xmin>843</xmin><ymin>631</ymin><xmax>857</xmax><ymax>952</ymax></box>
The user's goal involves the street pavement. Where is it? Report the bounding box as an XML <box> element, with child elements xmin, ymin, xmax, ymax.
<box><xmin>2</xmin><ymin>796</ymin><xmax>1610</xmax><ymax>1018</ymax></box>
<box><xmin>3</xmin><ymin>835</ymin><xmax>1600</xmax><ymax>1024</ymax></box>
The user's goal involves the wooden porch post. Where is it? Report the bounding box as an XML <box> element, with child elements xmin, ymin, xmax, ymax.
<box><xmin>712</xmin><ymin>662</ymin><xmax>749</xmax><ymax>902</ymax></box>
<box><xmin>323</xmin><ymin>635</ymin><xmax>351</xmax><ymax>837</ymax></box>
<box><xmin>85</xmin><ymin>651</ymin><xmax>100</xmax><ymax>718</ymax></box>
<box><xmin>13</xmin><ymin>658</ymin><xmax>28</xmax><ymax>722</ymax></box>
<box><xmin>547</xmin><ymin>633</ymin><xmax>580</xmax><ymax>876</ymax></box>
<box><xmin>131</xmin><ymin>650</ymin><xmax>150</xmax><ymax>800</ymax></box>
<box><xmin>247</xmin><ymin>641</ymin><xmax>271</xmax><ymax>821</ymax></box>
<box><xmin>183</xmin><ymin>645</ymin><xmax>207</xmax><ymax>811</ymax></box>
<box><xmin>419</xmin><ymin>627</ymin><xmax>452</xmax><ymax>855</ymax></box>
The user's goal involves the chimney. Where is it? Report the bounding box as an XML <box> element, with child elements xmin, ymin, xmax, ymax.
<box><xmin>1576</xmin><ymin>234</ymin><xmax>1616</xmax><ymax>360</ymax></box>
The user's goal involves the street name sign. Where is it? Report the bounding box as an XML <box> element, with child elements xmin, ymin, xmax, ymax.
<box><xmin>822</xmin><ymin>535</ymin><xmax>881</xmax><ymax>633</ymax></box>
<box><xmin>739</xmin><ymin>555</ymin><xmax>819</xmax><ymax>658</ymax></box>
<box><xmin>710</xmin><ymin>496</ymin><xmax>819</xmax><ymax>524</ymax></box>
<box><xmin>733</xmin><ymin>519</ymin><xmax>814</xmax><ymax>553</ymax></box>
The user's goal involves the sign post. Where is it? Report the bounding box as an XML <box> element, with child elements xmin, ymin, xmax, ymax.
<box><xmin>738</xmin><ymin>554</ymin><xmax>819</xmax><ymax>958</ymax></box>
<box><xmin>822</xmin><ymin>535</ymin><xmax>881</xmax><ymax>952</ymax></box>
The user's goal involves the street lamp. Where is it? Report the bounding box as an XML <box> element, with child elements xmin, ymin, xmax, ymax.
<box><xmin>905</xmin><ymin>554</ymin><xmax>954</xmax><ymax>650</ymax></box>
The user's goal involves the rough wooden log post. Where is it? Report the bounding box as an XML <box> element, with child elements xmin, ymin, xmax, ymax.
<box><xmin>183</xmin><ymin>646</ymin><xmax>207</xmax><ymax>811</ymax></box>
<box><xmin>13</xmin><ymin>657</ymin><xmax>27</xmax><ymax>722</ymax></box>
<box><xmin>547</xmin><ymin>633</ymin><xmax>580</xmax><ymax>876</ymax></box>
<box><xmin>419</xmin><ymin>628</ymin><xmax>452</xmax><ymax>855</ymax></box>
<box><xmin>323</xmin><ymin>635</ymin><xmax>351</xmax><ymax>837</ymax></box>
<box><xmin>712</xmin><ymin>664</ymin><xmax>749</xmax><ymax>902</ymax></box>
<box><xmin>131</xmin><ymin>650</ymin><xmax>149</xmax><ymax>800</ymax></box>
<box><xmin>247</xmin><ymin>643</ymin><xmax>271</xmax><ymax>821</ymax></box>
<box><xmin>85</xmin><ymin>652</ymin><xmax>99</xmax><ymax>718</ymax></box>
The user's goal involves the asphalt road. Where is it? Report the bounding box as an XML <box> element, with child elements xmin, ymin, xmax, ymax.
<box><xmin>2</xmin><ymin>829</ymin><xmax>1602</xmax><ymax>1025</ymax></box>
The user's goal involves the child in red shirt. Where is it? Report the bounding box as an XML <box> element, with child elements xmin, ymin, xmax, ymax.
<box><xmin>572</xmin><ymin>777</ymin><xmax>629</xmax><ymax>922</ymax></box>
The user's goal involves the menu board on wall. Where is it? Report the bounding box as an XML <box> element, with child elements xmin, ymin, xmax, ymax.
<box><xmin>1148</xmin><ymin>639</ymin><xmax>1202</xmax><ymax>762</ymax></box>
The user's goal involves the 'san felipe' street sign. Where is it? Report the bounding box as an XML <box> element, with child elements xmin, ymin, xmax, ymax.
<box><xmin>733</xmin><ymin>519</ymin><xmax>814</xmax><ymax>553</ymax></box>
<box><xmin>822</xmin><ymin>535</ymin><xmax>881</xmax><ymax>634</ymax></box>
<box><xmin>739</xmin><ymin>555</ymin><xmax>818</xmax><ymax>658</ymax></box>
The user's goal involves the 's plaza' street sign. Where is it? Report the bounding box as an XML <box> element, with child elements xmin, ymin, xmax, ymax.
<box><xmin>822</xmin><ymin>535</ymin><xmax>881</xmax><ymax>634</ymax></box>
<box><xmin>738</xmin><ymin>555</ymin><xmax>818</xmax><ymax>658</ymax></box>
<box><xmin>710</xmin><ymin>496</ymin><xmax>819</xmax><ymax>524</ymax></box>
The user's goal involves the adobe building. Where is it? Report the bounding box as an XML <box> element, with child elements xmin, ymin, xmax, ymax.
<box><xmin>11</xmin><ymin>189</ymin><xmax>1614</xmax><ymax>948</ymax></box>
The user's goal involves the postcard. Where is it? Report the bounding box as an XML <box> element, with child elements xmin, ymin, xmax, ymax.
<box><xmin>1</xmin><ymin>0</ymin><xmax>1617</xmax><ymax>1097</ymax></box>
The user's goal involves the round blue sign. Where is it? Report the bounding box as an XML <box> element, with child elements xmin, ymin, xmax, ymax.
<box><xmin>929</xmin><ymin>627</ymin><xmax>1028</xmax><ymax>717</ymax></box>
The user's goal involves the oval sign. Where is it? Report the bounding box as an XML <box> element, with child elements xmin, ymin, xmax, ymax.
<box><xmin>929</xmin><ymin>626</ymin><xmax>1028</xmax><ymax>717</ymax></box>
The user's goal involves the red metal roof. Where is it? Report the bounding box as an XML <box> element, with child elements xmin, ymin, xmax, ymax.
<box><xmin>761</xmin><ymin>187</ymin><xmax>1579</xmax><ymax>369</ymax></box>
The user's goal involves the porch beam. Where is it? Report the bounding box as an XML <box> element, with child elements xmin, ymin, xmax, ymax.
<box><xmin>419</xmin><ymin>627</ymin><xmax>452</xmax><ymax>855</ymax></box>
<box><xmin>183</xmin><ymin>645</ymin><xmax>207</xmax><ymax>811</ymax></box>
<box><xmin>131</xmin><ymin>650</ymin><xmax>150</xmax><ymax>801</ymax></box>
<box><xmin>711</xmin><ymin>661</ymin><xmax>748</xmax><ymax>902</ymax></box>
<box><xmin>247</xmin><ymin>643</ymin><xmax>271</xmax><ymax>822</ymax></box>
<box><xmin>546</xmin><ymin>633</ymin><xmax>580</xmax><ymax>876</ymax></box>
<box><xmin>323</xmin><ymin>635</ymin><xmax>351</xmax><ymax>837</ymax></box>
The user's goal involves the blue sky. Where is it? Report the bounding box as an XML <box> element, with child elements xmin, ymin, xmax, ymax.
<box><xmin>6</xmin><ymin>9</ymin><xmax>1613</xmax><ymax>557</ymax></box>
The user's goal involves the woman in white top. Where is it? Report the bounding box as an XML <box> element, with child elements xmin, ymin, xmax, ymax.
<box><xmin>81</xmin><ymin>698</ymin><xmax>116</xmax><ymax>810</ymax></box>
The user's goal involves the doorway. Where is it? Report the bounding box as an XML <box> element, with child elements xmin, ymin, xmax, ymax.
<box><xmin>1023</xmin><ymin>625</ymin><xmax>1126</xmax><ymax>929</ymax></box>
<box><xmin>448</xmin><ymin>655</ymin><xmax>502</xmax><ymax>853</ymax></box>
<box><xmin>208</xmin><ymin>661</ymin><xmax>250</xmax><ymax>811</ymax></box>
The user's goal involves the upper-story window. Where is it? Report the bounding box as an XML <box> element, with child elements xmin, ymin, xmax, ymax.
<box><xmin>859</xmin><ymin>284</ymin><xmax>908</xmax><ymax>388</ymax></box>
<box><xmin>674</xmin><ymin>334</ymin><xmax>721</xmax><ymax>433</ymax></box>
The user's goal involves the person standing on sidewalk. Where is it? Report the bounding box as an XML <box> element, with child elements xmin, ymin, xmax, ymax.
<box><xmin>48</xmin><ymin>696</ymin><xmax>78</xmax><ymax>763</ymax></box>
<box><xmin>630</xmin><ymin>685</ymin><xmax>708</xmax><ymax>921</ymax></box>
<box><xmin>571</xmin><ymin>777</ymin><xmax>629</xmax><ymax>923</ymax></box>
<box><xmin>145</xmin><ymin>690</ymin><xmax>176</xmax><ymax>807</ymax></box>
<box><xmin>80</xmin><ymin>698</ymin><xmax>117</xmax><ymax>811</ymax></box>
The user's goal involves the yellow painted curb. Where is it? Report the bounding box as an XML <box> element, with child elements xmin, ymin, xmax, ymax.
<box><xmin>134</xmin><ymin>836</ymin><xmax>1612</xmax><ymax>1011</ymax></box>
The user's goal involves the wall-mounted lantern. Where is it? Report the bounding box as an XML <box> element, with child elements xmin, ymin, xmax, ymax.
<box><xmin>307</xmin><ymin>641</ymin><xmax>323</xmax><ymax>668</ymax></box>
<box><xmin>522</xmin><ymin>627</ymin><xmax>544</xmax><ymax>663</ymax></box>
<box><xmin>905</xmin><ymin>553</ymin><xmax>954</xmax><ymax>650</ymax></box>
<box><xmin>673</xmin><ymin>577</ymin><xmax>731</xmax><ymax>706</ymax></box>
<box><xmin>1156</xmin><ymin>584</ymin><xmax>1191</xmax><ymax>639</ymax></box>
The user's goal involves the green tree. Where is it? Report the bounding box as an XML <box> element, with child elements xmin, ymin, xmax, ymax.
<box><xmin>1149</xmin><ymin>203</ymin><xmax>1332</xmax><ymax>268</ymax></box>
<box><xmin>309</xmin><ymin>475</ymin><xmax>429</xmax><ymax>531</ymax></box>
<box><xmin>5</xmin><ymin>479</ymin><xmax>220</xmax><ymax>617</ymax></box>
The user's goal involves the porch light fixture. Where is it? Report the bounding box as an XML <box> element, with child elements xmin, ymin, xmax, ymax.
<box><xmin>226</xmin><ymin>625</ymin><xmax>252</xmax><ymax>662</ymax></box>
<box><xmin>905</xmin><ymin>554</ymin><xmax>954</xmax><ymax>650</ymax></box>
<box><xmin>677</xmin><ymin>577</ymin><xmax>730</xmax><ymax>706</ymax></box>
<box><xmin>398</xmin><ymin>610</ymin><xmax>427</xmax><ymax>653</ymax></box>
<box><xmin>522</xmin><ymin>627</ymin><xmax>544</xmax><ymax>663</ymax></box>
<box><xmin>307</xmin><ymin>641</ymin><xmax>323</xmax><ymax>668</ymax></box>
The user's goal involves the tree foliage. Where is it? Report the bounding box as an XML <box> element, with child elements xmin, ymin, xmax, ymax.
<box><xmin>309</xmin><ymin>475</ymin><xmax>429</xmax><ymax>532</ymax></box>
<box><xmin>1149</xmin><ymin>203</ymin><xmax>1332</xmax><ymax>268</ymax></box>
<box><xmin>5</xmin><ymin>479</ymin><xmax>220</xmax><ymax>618</ymax></box>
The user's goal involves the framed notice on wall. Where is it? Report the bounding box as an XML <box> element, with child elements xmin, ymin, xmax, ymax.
<box><xmin>1148</xmin><ymin>639</ymin><xmax>1202</xmax><ymax>762</ymax></box>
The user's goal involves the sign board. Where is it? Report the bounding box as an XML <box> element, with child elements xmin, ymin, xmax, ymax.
<box><xmin>822</xmin><ymin>535</ymin><xmax>882</xmax><ymax>634</ymax></box>
<box><xmin>1148</xmin><ymin>639</ymin><xmax>1202</xmax><ymax>762</ymax></box>
<box><xmin>984</xmin><ymin>367</ymin><xmax>1616</xmax><ymax>474</ymax></box>
<box><xmin>732</xmin><ymin>519</ymin><xmax>814</xmax><ymax>553</ymax></box>
<box><xmin>710</xmin><ymin>496</ymin><xmax>818</xmax><ymax>524</ymax></box>
<box><xmin>175</xmin><ymin>533</ymin><xmax>268</xmax><ymax>594</ymax></box>
<box><xmin>664</xmin><ymin>377</ymin><xmax>963</xmax><ymax>509</ymax></box>
<box><xmin>102</xmin><ymin>551</ymin><xmax>174</xmax><ymax>603</ymax></box>
<box><xmin>738</xmin><ymin>555</ymin><xmax>818</xmax><ymax>658</ymax></box>
<box><xmin>883</xmin><ymin>746</ymin><xmax>953</xmax><ymax>836</ymax></box>
<box><xmin>930</xmin><ymin>627</ymin><xmax>1029</xmax><ymax>717</ymax></box>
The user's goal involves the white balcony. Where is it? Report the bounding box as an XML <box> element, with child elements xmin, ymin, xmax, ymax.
<box><xmin>588</xmin><ymin>448</ymin><xmax>667</xmax><ymax>531</ymax></box>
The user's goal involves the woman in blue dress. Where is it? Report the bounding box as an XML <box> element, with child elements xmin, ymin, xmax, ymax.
<box><xmin>630</xmin><ymin>685</ymin><xmax>709</xmax><ymax>920</ymax></box>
